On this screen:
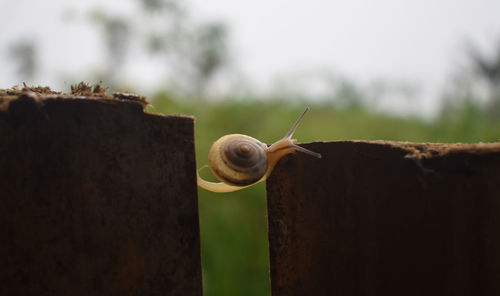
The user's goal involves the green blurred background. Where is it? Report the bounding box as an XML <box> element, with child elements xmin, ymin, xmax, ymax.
<box><xmin>3</xmin><ymin>0</ymin><xmax>500</xmax><ymax>295</ymax></box>
<box><xmin>149</xmin><ymin>95</ymin><xmax>500</xmax><ymax>296</ymax></box>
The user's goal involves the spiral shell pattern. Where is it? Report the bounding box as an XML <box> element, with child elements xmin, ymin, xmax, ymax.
<box><xmin>208</xmin><ymin>134</ymin><xmax>268</xmax><ymax>186</ymax></box>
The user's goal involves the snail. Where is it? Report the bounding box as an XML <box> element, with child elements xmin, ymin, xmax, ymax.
<box><xmin>197</xmin><ymin>107</ymin><xmax>321</xmax><ymax>193</ymax></box>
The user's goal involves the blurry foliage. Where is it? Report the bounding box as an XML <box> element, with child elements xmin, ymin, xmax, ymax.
<box><xmin>8</xmin><ymin>40</ymin><xmax>37</xmax><ymax>82</ymax></box>
<box><xmin>88</xmin><ymin>0</ymin><xmax>228</xmax><ymax>94</ymax></box>
<box><xmin>190</xmin><ymin>22</ymin><xmax>228</xmax><ymax>95</ymax></box>
<box><xmin>90</xmin><ymin>11</ymin><xmax>130</xmax><ymax>88</ymax></box>
<box><xmin>441</xmin><ymin>41</ymin><xmax>500</xmax><ymax>119</ymax></box>
<box><xmin>469</xmin><ymin>42</ymin><xmax>500</xmax><ymax>89</ymax></box>
<box><xmin>469</xmin><ymin>43</ymin><xmax>500</xmax><ymax>117</ymax></box>
<box><xmin>140</xmin><ymin>0</ymin><xmax>181</xmax><ymax>12</ymax></box>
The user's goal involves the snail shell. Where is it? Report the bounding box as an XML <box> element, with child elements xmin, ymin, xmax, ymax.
<box><xmin>208</xmin><ymin>134</ymin><xmax>268</xmax><ymax>186</ymax></box>
<box><xmin>197</xmin><ymin>107</ymin><xmax>321</xmax><ymax>193</ymax></box>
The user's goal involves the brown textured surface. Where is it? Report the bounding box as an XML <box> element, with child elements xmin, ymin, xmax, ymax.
<box><xmin>267</xmin><ymin>141</ymin><xmax>500</xmax><ymax>296</ymax></box>
<box><xmin>0</xmin><ymin>90</ymin><xmax>202</xmax><ymax>295</ymax></box>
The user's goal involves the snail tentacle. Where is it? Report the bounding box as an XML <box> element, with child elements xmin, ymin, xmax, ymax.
<box><xmin>266</xmin><ymin>106</ymin><xmax>321</xmax><ymax>160</ymax></box>
<box><xmin>284</xmin><ymin>106</ymin><xmax>311</xmax><ymax>139</ymax></box>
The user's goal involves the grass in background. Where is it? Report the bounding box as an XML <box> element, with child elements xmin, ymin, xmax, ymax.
<box><xmin>149</xmin><ymin>92</ymin><xmax>500</xmax><ymax>296</ymax></box>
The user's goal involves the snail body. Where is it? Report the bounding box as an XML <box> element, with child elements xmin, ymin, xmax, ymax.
<box><xmin>197</xmin><ymin>107</ymin><xmax>321</xmax><ymax>193</ymax></box>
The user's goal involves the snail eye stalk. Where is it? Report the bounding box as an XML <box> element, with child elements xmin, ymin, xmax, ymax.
<box><xmin>285</xmin><ymin>106</ymin><xmax>310</xmax><ymax>139</ymax></box>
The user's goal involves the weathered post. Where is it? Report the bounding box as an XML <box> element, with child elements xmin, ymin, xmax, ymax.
<box><xmin>267</xmin><ymin>141</ymin><xmax>500</xmax><ymax>296</ymax></box>
<box><xmin>0</xmin><ymin>86</ymin><xmax>202</xmax><ymax>295</ymax></box>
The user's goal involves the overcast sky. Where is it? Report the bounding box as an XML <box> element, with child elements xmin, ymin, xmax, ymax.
<box><xmin>1</xmin><ymin>0</ymin><xmax>500</xmax><ymax>115</ymax></box>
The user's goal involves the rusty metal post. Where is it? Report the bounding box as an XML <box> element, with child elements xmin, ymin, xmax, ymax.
<box><xmin>0</xmin><ymin>89</ymin><xmax>202</xmax><ymax>295</ymax></box>
<box><xmin>267</xmin><ymin>141</ymin><xmax>500</xmax><ymax>296</ymax></box>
